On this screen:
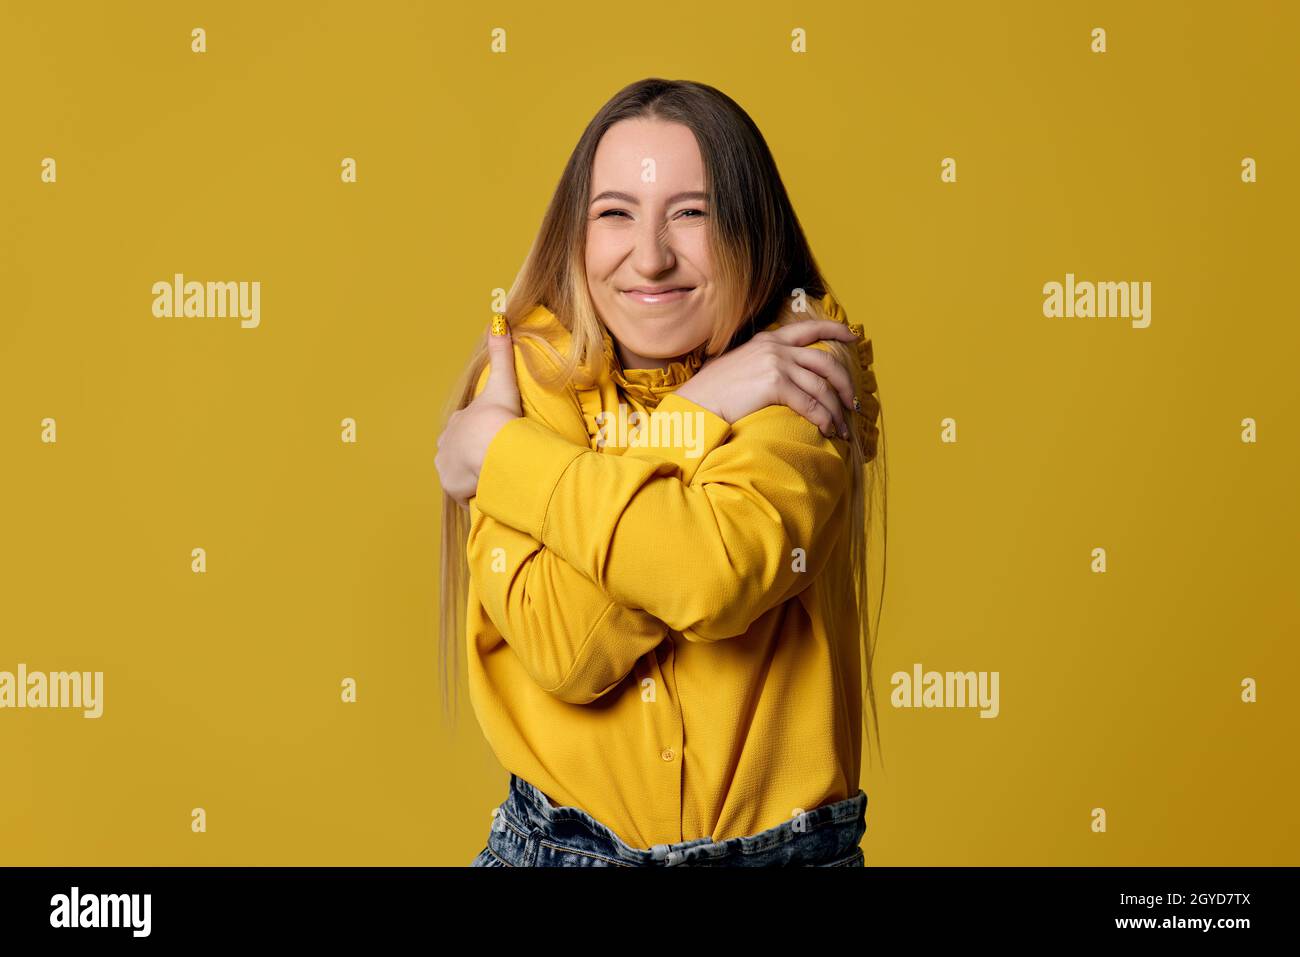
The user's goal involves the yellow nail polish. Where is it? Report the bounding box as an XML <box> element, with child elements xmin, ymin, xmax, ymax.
<box><xmin>847</xmin><ymin>323</ymin><xmax>863</xmax><ymax>339</ymax></box>
<box><xmin>490</xmin><ymin>314</ymin><xmax>509</xmax><ymax>336</ymax></box>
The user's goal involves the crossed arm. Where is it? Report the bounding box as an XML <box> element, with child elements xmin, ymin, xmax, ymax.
<box><xmin>464</xmin><ymin>337</ymin><xmax>851</xmax><ymax>704</ymax></box>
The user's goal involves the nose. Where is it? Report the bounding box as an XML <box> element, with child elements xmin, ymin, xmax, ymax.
<box><xmin>629</xmin><ymin>216</ymin><xmax>675</xmax><ymax>277</ymax></box>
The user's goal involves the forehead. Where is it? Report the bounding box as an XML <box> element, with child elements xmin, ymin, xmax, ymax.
<box><xmin>591</xmin><ymin>118</ymin><xmax>704</xmax><ymax>188</ymax></box>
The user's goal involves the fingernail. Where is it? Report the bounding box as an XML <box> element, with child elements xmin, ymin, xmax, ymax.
<box><xmin>490</xmin><ymin>314</ymin><xmax>509</xmax><ymax>336</ymax></box>
<box><xmin>839</xmin><ymin>424</ymin><xmax>849</xmax><ymax>440</ymax></box>
<box><xmin>852</xmin><ymin>395</ymin><xmax>862</xmax><ymax>414</ymax></box>
<box><xmin>847</xmin><ymin>323</ymin><xmax>863</xmax><ymax>339</ymax></box>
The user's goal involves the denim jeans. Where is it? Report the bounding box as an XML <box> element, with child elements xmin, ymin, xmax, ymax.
<box><xmin>471</xmin><ymin>773</ymin><xmax>867</xmax><ymax>867</ymax></box>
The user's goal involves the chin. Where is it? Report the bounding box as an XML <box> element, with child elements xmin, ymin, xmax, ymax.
<box><xmin>620</xmin><ymin>314</ymin><xmax>702</xmax><ymax>345</ymax></box>
<box><xmin>623</xmin><ymin>331</ymin><xmax>703</xmax><ymax>360</ymax></box>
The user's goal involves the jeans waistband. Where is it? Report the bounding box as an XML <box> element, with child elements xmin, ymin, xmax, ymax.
<box><xmin>503</xmin><ymin>773</ymin><xmax>867</xmax><ymax>866</ymax></box>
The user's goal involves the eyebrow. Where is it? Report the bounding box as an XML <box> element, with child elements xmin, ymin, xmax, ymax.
<box><xmin>589</xmin><ymin>190</ymin><xmax>708</xmax><ymax>206</ymax></box>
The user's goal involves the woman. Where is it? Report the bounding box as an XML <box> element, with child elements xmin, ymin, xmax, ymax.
<box><xmin>436</xmin><ymin>78</ymin><xmax>887</xmax><ymax>867</ymax></box>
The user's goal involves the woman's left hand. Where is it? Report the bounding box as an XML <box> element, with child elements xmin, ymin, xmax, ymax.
<box><xmin>436</xmin><ymin>324</ymin><xmax>522</xmax><ymax>506</ymax></box>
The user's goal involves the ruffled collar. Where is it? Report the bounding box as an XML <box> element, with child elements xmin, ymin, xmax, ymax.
<box><xmin>598</xmin><ymin>324</ymin><xmax>707</xmax><ymax>407</ymax></box>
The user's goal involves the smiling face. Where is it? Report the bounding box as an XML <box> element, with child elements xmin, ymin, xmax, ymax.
<box><xmin>584</xmin><ymin>117</ymin><xmax>720</xmax><ymax>370</ymax></box>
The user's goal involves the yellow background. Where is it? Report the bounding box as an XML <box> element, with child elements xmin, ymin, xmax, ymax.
<box><xmin>1</xmin><ymin>0</ymin><xmax>1296</xmax><ymax>865</ymax></box>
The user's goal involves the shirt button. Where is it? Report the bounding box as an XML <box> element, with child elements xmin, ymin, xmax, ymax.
<box><xmin>661</xmin><ymin>748</ymin><xmax>675</xmax><ymax>761</ymax></box>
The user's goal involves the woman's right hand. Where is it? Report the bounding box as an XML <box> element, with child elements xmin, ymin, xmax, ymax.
<box><xmin>673</xmin><ymin>319</ymin><xmax>862</xmax><ymax>440</ymax></box>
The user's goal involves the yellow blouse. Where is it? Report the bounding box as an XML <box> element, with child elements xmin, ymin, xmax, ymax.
<box><xmin>464</xmin><ymin>293</ymin><xmax>875</xmax><ymax>848</ymax></box>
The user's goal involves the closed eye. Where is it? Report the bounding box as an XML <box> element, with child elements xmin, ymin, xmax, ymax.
<box><xmin>597</xmin><ymin>209</ymin><xmax>706</xmax><ymax>219</ymax></box>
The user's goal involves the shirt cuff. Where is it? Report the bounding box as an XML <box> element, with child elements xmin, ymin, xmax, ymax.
<box><xmin>636</xmin><ymin>392</ymin><xmax>732</xmax><ymax>484</ymax></box>
<box><xmin>474</xmin><ymin>417</ymin><xmax>589</xmax><ymax>540</ymax></box>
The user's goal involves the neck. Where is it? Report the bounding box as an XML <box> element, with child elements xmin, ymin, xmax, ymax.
<box><xmin>617</xmin><ymin>341</ymin><xmax>677</xmax><ymax>372</ymax></box>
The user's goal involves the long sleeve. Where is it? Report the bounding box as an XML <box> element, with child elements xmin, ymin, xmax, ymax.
<box><xmin>474</xmin><ymin>343</ymin><xmax>853</xmax><ymax>643</ymax></box>
<box><xmin>467</xmin><ymin>504</ymin><xmax>667</xmax><ymax>703</ymax></box>
<box><xmin>464</xmin><ymin>337</ymin><xmax>668</xmax><ymax>704</ymax></box>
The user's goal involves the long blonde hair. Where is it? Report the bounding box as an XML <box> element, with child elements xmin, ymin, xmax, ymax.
<box><xmin>438</xmin><ymin>78</ymin><xmax>889</xmax><ymax>767</ymax></box>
